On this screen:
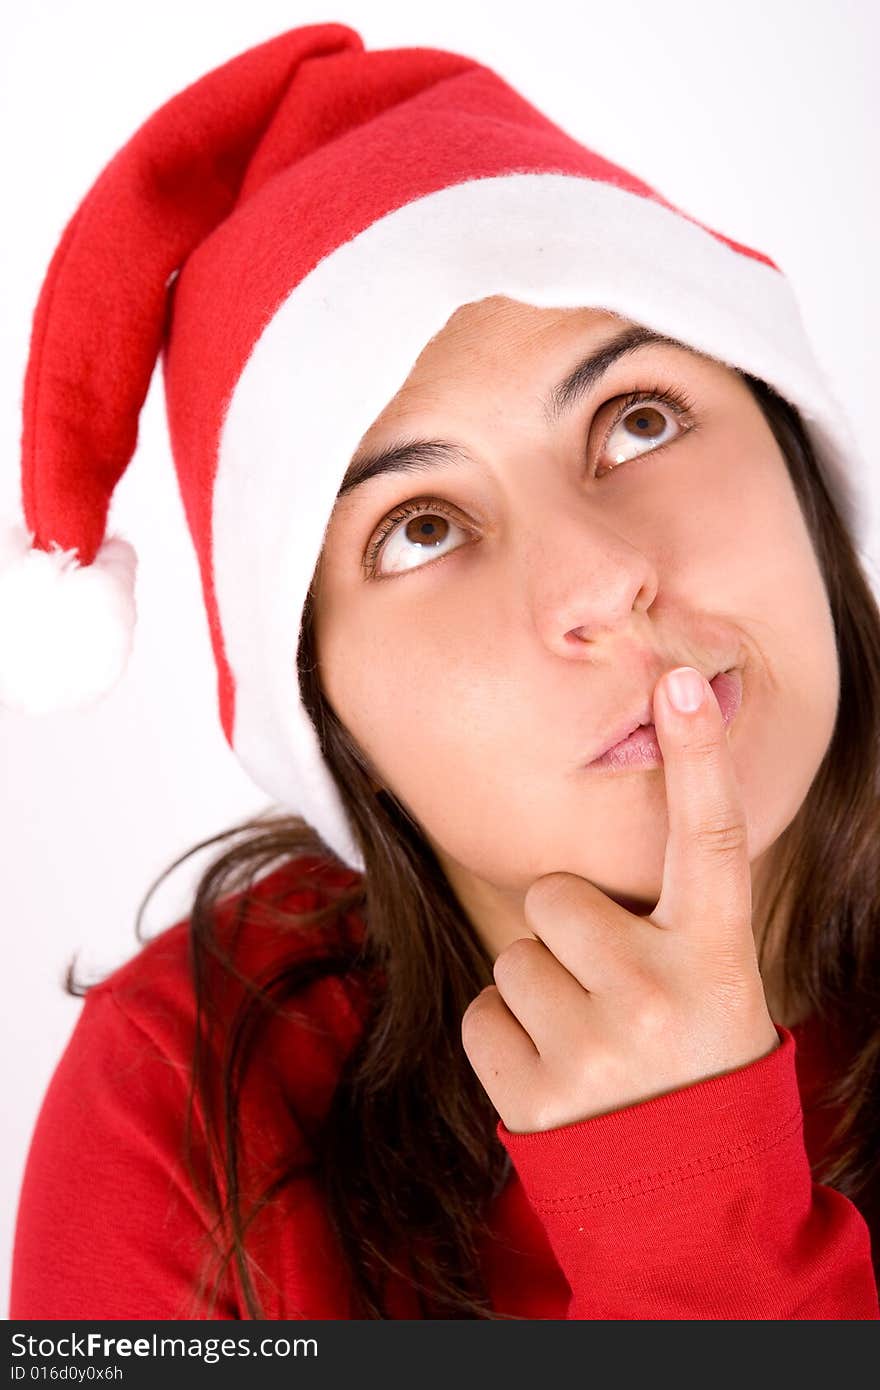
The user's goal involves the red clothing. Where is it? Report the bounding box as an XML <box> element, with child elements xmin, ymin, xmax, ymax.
<box><xmin>9</xmin><ymin>856</ymin><xmax>879</xmax><ymax>1320</ymax></box>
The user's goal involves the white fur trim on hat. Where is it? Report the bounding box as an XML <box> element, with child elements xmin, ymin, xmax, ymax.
<box><xmin>210</xmin><ymin>171</ymin><xmax>866</xmax><ymax>874</ymax></box>
<box><xmin>0</xmin><ymin>523</ymin><xmax>137</xmax><ymax>715</ymax></box>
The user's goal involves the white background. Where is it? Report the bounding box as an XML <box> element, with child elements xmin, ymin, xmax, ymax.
<box><xmin>2</xmin><ymin>0</ymin><xmax>878</xmax><ymax>1312</ymax></box>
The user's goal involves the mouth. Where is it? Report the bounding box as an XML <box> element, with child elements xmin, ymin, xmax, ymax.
<box><xmin>585</xmin><ymin>667</ymin><xmax>743</xmax><ymax>772</ymax></box>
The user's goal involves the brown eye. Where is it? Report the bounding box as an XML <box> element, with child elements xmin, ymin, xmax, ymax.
<box><xmin>365</xmin><ymin>500</ymin><xmax>469</xmax><ymax>578</ymax></box>
<box><xmin>595</xmin><ymin>392</ymin><xmax>693</xmax><ymax>478</ymax></box>
<box><xmin>622</xmin><ymin>405</ymin><xmax>666</xmax><ymax>440</ymax></box>
<box><xmin>403</xmin><ymin>514</ymin><xmax>449</xmax><ymax>548</ymax></box>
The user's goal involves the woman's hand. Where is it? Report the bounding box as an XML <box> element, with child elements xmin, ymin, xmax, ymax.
<box><xmin>460</xmin><ymin>665</ymin><xmax>780</xmax><ymax>1134</ymax></box>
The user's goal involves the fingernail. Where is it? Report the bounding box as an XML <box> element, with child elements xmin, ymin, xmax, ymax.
<box><xmin>665</xmin><ymin>666</ymin><xmax>706</xmax><ymax>713</ymax></box>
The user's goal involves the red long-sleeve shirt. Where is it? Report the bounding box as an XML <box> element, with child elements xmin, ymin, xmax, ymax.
<box><xmin>9</xmin><ymin>855</ymin><xmax>879</xmax><ymax>1320</ymax></box>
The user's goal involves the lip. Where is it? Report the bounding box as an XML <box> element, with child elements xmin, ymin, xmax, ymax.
<box><xmin>586</xmin><ymin>668</ymin><xmax>743</xmax><ymax>772</ymax></box>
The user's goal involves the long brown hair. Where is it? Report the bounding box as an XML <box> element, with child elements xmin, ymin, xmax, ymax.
<box><xmin>66</xmin><ymin>371</ymin><xmax>880</xmax><ymax>1317</ymax></box>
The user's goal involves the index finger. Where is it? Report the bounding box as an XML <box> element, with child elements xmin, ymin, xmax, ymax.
<box><xmin>648</xmin><ymin>666</ymin><xmax>752</xmax><ymax>945</ymax></box>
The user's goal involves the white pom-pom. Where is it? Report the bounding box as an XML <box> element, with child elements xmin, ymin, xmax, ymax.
<box><xmin>0</xmin><ymin>522</ymin><xmax>137</xmax><ymax>715</ymax></box>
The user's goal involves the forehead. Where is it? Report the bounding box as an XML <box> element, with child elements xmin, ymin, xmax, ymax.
<box><xmin>436</xmin><ymin>295</ymin><xmax>621</xmax><ymax>340</ymax></box>
<box><xmin>409</xmin><ymin>296</ymin><xmax>623</xmax><ymax>368</ymax></box>
<box><xmin>367</xmin><ymin>298</ymin><xmax>628</xmax><ymax>421</ymax></box>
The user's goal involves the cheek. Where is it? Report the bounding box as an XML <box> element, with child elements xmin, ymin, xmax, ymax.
<box><xmin>324</xmin><ymin>620</ymin><xmax>529</xmax><ymax>862</ymax></box>
<box><xmin>715</xmin><ymin>508</ymin><xmax>840</xmax><ymax>856</ymax></box>
<box><xmin>734</xmin><ymin>460</ymin><xmax>840</xmax><ymax>733</ymax></box>
<box><xmin>315</xmin><ymin>600</ymin><xmax>485</xmax><ymax>767</ymax></box>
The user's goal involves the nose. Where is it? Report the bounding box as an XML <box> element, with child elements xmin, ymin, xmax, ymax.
<box><xmin>522</xmin><ymin>508</ymin><xmax>659</xmax><ymax>654</ymax></box>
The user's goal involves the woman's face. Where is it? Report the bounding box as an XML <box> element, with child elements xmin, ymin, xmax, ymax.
<box><xmin>312</xmin><ymin>296</ymin><xmax>840</xmax><ymax>961</ymax></box>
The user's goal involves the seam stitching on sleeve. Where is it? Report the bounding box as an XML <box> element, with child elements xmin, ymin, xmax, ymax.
<box><xmin>527</xmin><ymin>1104</ymin><xmax>804</xmax><ymax>1213</ymax></box>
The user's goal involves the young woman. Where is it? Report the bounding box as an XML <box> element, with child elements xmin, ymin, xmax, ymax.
<box><xmin>5</xmin><ymin>22</ymin><xmax>879</xmax><ymax>1320</ymax></box>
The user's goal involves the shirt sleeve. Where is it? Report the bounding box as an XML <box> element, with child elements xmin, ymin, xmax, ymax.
<box><xmin>9</xmin><ymin>987</ymin><xmax>239</xmax><ymax>1320</ymax></box>
<box><xmin>496</xmin><ymin>1024</ymin><xmax>879</xmax><ymax>1320</ymax></box>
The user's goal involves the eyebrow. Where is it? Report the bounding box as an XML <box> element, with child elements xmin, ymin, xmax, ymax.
<box><xmin>335</xmin><ymin>323</ymin><xmax>697</xmax><ymax>503</ymax></box>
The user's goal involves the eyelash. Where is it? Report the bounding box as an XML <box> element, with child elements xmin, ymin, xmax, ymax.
<box><xmin>363</xmin><ymin>382</ymin><xmax>698</xmax><ymax>576</ymax></box>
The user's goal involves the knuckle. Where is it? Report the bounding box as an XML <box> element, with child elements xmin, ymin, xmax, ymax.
<box><xmin>493</xmin><ymin>936</ymin><xmax>539</xmax><ymax>986</ymax></box>
<box><xmin>710</xmin><ymin>949</ymin><xmax>761</xmax><ymax>1000</ymax></box>
<box><xmin>461</xmin><ymin>986</ymin><xmax>497</xmax><ymax>1035</ymax></box>
<box><xmin>710</xmin><ymin>981</ymin><xmax>749</xmax><ymax>1015</ymax></box>
<box><xmin>530</xmin><ymin>1097</ymin><xmax>566</xmax><ymax>1133</ymax></box>
<box><xmin>684</xmin><ymin>725</ymin><xmax>725</xmax><ymax>759</ymax></box>
<box><xmin>524</xmin><ymin>872</ymin><xmax>570</xmax><ymax>919</ymax></box>
<box><xmin>631</xmin><ymin>981</ymin><xmax>675</xmax><ymax>1037</ymax></box>
<box><xmin>699</xmin><ymin>816</ymin><xmax>748</xmax><ymax>859</ymax></box>
<box><xmin>576</xmin><ymin>1045</ymin><xmax>619</xmax><ymax>1097</ymax></box>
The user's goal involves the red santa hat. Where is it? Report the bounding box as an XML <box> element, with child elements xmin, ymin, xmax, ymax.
<box><xmin>0</xmin><ymin>21</ymin><xmax>868</xmax><ymax>874</ymax></box>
